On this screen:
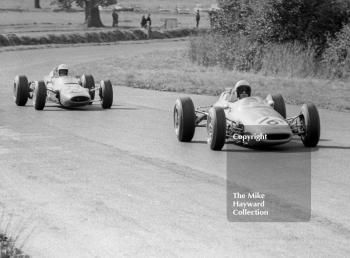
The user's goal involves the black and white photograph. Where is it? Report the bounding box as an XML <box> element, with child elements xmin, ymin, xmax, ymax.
<box><xmin>1</xmin><ymin>0</ymin><xmax>350</xmax><ymax>257</ymax></box>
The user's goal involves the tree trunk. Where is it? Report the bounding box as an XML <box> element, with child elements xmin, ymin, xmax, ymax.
<box><xmin>82</xmin><ymin>0</ymin><xmax>88</xmax><ymax>23</ymax></box>
<box><xmin>34</xmin><ymin>0</ymin><xmax>41</xmax><ymax>8</ymax></box>
<box><xmin>86</xmin><ymin>0</ymin><xmax>104</xmax><ymax>27</ymax></box>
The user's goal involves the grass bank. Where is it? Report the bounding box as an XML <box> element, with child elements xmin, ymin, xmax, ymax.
<box><xmin>189</xmin><ymin>33</ymin><xmax>350</xmax><ymax>80</ymax></box>
<box><xmin>72</xmin><ymin>47</ymin><xmax>350</xmax><ymax>112</ymax></box>
<box><xmin>0</xmin><ymin>28</ymin><xmax>205</xmax><ymax>47</ymax></box>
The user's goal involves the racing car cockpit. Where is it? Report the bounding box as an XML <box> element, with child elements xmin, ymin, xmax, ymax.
<box><xmin>57</xmin><ymin>64</ymin><xmax>69</xmax><ymax>77</ymax></box>
<box><xmin>226</xmin><ymin>80</ymin><xmax>252</xmax><ymax>102</ymax></box>
<box><xmin>49</xmin><ymin>64</ymin><xmax>69</xmax><ymax>79</ymax></box>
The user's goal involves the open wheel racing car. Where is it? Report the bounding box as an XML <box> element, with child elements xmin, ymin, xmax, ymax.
<box><xmin>173</xmin><ymin>89</ymin><xmax>320</xmax><ymax>151</ymax></box>
<box><xmin>13</xmin><ymin>65</ymin><xmax>114</xmax><ymax>110</ymax></box>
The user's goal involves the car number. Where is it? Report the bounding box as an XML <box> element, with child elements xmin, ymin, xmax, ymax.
<box><xmin>259</xmin><ymin>117</ymin><xmax>285</xmax><ymax>125</ymax></box>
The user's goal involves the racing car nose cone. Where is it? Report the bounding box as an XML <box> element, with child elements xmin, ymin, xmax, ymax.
<box><xmin>71</xmin><ymin>96</ymin><xmax>90</xmax><ymax>102</ymax></box>
<box><xmin>60</xmin><ymin>88</ymin><xmax>91</xmax><ymax>108</ymax></box>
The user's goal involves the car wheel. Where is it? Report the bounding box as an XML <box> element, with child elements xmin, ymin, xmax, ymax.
<box><xmin>33</xmin><ymin>81</ymin><xmax>47</xmax><ymax>110</ymax></box>
<box><xmin>207</xmin><ymin>107</ymin><xmax>226</xmax><ymax>151</ymax></box>
<box><xmin>99</xmin><ymin>80</ymin><xmax>113</xmax><ymax>109</ymax></box>
<box><xmin>271</xmin><ymin>94</ymin><xmax>286</xmax><ymax>118</ymax></box>
<box><xmin>81</xmin><ymin>74</ymin><xmax>95</xmax><ymax>100</ymax></box>
<box><xmin>174</xmin><ymin>97</ymin><xmax>196</xmax><ymax>142</ymax></box>
<box><xmin>300</xmin><ymin>103</ymin><xmax>320</xmax><ymax>147</ymax></box>
<box><xmin>13</xmin><ymin>75</ymin><xmax>29</xmax><ymax>106</ymax></box>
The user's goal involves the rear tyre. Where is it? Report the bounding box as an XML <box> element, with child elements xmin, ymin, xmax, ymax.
<box><xmin>270</xmin><ymin>94</ymin><xmax>286</xmax><ymax>118</ymax></box>
<box><xmin>81</xmin><ymin>74</ymin><xmax>95</xmax><ymax>100</ymax></box>
<box><xmin>174</xmin><ymin>97</ymin><xmax>196</xmax><ymax>142</ymax></box>
<box><xmin>13</xmin><ymin>75</ymin><xmax>29</xmax><ymax>106</ymax></box>
<box><xmin>33</xmin><ymin>81</ymin><xmax>47</xmax><ymax>110</ymax></box>
<box><xmin>300</xmin><ymin>103</ymin><xmax>320</xmax><ymax>147</ymax></box>
<box><xmin>207</xmin><ymin>107</ymin><xmax>226</xmax><ymax>151</ymax></box>
<box><xmin>99</xmin><ymin>80</ymin><xmax>113</xmax><ymax>109</ymax></box>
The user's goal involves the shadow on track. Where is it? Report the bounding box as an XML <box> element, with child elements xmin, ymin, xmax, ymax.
<box><xmin>191</xmin><ymin>140</ymin><xmax>207</xmax><ymax>144</ymax></box>
<box><xmin>24</xmin><ymin>104</ymin><xmax>140</xmax><ymax>112</ymax></box>
<box><xmin>316</xmin><ymin>145</ymin><xmax>350</xmax><ymax>150</ymax></box>
<box><xmin>189</xmin><ymin>138</ymin><xmax>318</xmax><ymax>153</ymax></box>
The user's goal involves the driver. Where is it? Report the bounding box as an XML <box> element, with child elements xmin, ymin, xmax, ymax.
<box><xmin>57</xmin><ymin>64</ymin><xmax>69</xmax><ymax>77</ymax></box>
<box><xmin>230</xmin><ymin>80</ymin><xmax>251</xmax><ymax>101</ymax></box>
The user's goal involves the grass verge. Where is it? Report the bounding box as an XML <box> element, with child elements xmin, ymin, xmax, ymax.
<box><xmin>0</xmin><ymin>28</ymin><xmax>206</xmax><ymax>47</ymax></box>
<box><xmin>72</xmin><ymin>47</ymin><xmax>350</xmax><ymax>112</ymax></box>
<box><xmin>0</xmin><ymin>210</ymin><xmax>32</xmax><ymax>258</ymax></box>
<box><xmin>1</xmin><ymin>233</ymin><xmax>29</xmax><ymax>258</ymax></box>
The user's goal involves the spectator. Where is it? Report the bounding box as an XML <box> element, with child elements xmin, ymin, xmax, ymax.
<box><xmin>195</xmin><ymin>10</ymin><xmax>200</xmax><ymax>28</ymax></box>
<box><xmin>112</xmin><ymin>9</ymin><xmax>119</xmax><ymax>27</ymax></box>
<box><xmin>146</xmin><ymin>14</ymin><xmax>152</xmax><ymax>39</ymax></box>
<box><xmin>140</xmin><ymin>15</ymin><xmax>147</xmax><ymax>28</ymax></box>
<box><xmin>146</xmin><ymin>13</ymin><xmax>152</xmax><ymax>27</ymax></box>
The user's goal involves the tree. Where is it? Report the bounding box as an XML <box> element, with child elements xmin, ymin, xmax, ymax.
<box><xmin>323</xmin><ymin>24</ymin><xmax>350</xmax><ymax>78</ymax></box>
<box><xmin>53</xmin><ymin>0</ymin><xmax>116</xmax><ymax>27</ymax></box>
<box><xmin>80</xmin><ymin>0</ymin><xmax>117</xmax><ymax>27</ymax></box>
<box><xmin>265</xmin><ymin>0</ymin><xmax>350</xmax><ymax>47</ymax></box>
<box><xmin>34</xmin><ymin>0</ymin><xmax>41</xmax><ymax>8</ymax></box>
<box><xmin>215</xmin><ymin>0</ymin><xmax>350</xmax><ymax>48</ymax></box>
<box><xmin>215</xmin><ymin>0</ymin><xmax>265</xmax><ymax>36</ymax></box>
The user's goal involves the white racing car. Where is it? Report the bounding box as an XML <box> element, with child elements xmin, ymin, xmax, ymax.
<box><xmin>174</xmin><ymin>80</ymin><xmax>320</xmax><ymax>151</ymax></box>
<box><xmin>13</xmin><ymin>64</ymin><xmax>113</xmax><ymax>110</ymax></box>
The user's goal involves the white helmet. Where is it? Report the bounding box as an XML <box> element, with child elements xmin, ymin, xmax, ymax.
<box><xmin>58</xmin><ymin>64</ymin><xmax>69</xmax><ymax>76</ymax></box>
<box><xmin>234</xmin><ymin>80</ymin><xmax>251</xmax><ymax>99</ymax></box>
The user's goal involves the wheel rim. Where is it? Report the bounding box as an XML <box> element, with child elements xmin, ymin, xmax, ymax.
<box><xmin>100</xmin><ymin>87</ymin><xmax>103</xmax><ymax>101</ymax></box>
<box><xmin>174</xmin><ymin>107</ymin><xmax>180</xmax><ymax>135</ymax></box>
<box><xmin>13</xmin><ymin>82</ymin><xmax>17</xmax><ymax>101</ymax></box>
<box><xmin>300</xmin><ymin>115</ymin><xmax>306</xmax><ymax>141</ymax></box>
<box><xmin>207</xmin><ymin>115</ymin><xmax>213</xmax><ymax>144</ymax></box>
<box><xmin>32</xmin><ymin>86</ymin><xmax>37</xmax><ymax>106</ymax></box>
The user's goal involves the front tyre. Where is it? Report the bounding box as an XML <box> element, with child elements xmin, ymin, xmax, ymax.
<box><xmin>270</xmin><ymin>94</ymin><xmax>286</xmax><ymax>118</ymax></box>
<box><xmin>99</xmin><ymin>80</ymin><xmax>113</xmax><ymax>109</ymax></box>
<box><xmin>14</xmin><ymin>75</ymin><xmax>29</xmax><ymax>106</ymax></box>
<box><xmin>300</xmin><ymin>103</ymin><xmax>320</xmax><ymax>147</ymax></box>
<box><xmin>33</xmin><ymin>81</ymin><xmax>47</xmax><ymax>110</ymax></box>
<box><xmin>81</xmin><ymin>74</ymin><xmax>95</xmax><ymax>100</ymax></box>
<box><xmin>174</xmin><ymin>97</ymin><xmax>196</xmax><ymax>142</ymax></box>
<box><xmin>207</xmin><ymin>107</ymin><xmax>226</xmax><ymax>151</ymax></box>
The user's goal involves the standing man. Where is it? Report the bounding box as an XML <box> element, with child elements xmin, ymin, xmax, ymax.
<box><xmin>146</xmin><ymin>13</ymin><xmax>152</xmax><ymax>39</ymax></box>
<box><xmin>140</xmin><ymin>15</ymin><xmax>147</xmax><ymax>28</ymax></box>
<box><xmin>112</xmin><ymin>9</ymin><xmax>119</xmax><ymax>27</ymax></box>
<box><xmin>195</xmin><ymin>10</ymin><xmax>200</xmax><ymax>28</ymax></box>
<box><xmin>146</xmin><ymin>13</ymin><xmax>152</xmax><ymax>27</ymax></box>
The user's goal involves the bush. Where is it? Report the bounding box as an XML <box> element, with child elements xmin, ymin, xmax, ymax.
<box><xmin>189</xmin><ymin>33</ymin><xmax>263</xmax><ymax>71</ymax></box>
<box><xmin>132</xmin><ymin>29</ymin><xmax>147</xmax><ymax>40</ymax></box>
<box><xmin>260</xmin><ymin>42</ymin><xmax>317</xmax><ymax>77</ymax></box>
<box><xmin>322</xmin><ymin>24</ymin><xmax>350</xmax><ymax>79</ymax></box>
<box><xmin>6</xmin><ymin>34</ymin><xmax>21</xmax><ymax>45</ymax></box>
<box><xmin>189</xmin><ymin>34</ymin><xmax>318</xmax><ymax>78</ymax></box>
<box><xmin>0</xmin><ymin>35</ymin><xmax>10</xmax><ymax>46</ymax></box>
<box><xmin>265</xmin><ymin>0</ymin><xmax>350</xmax><ymax>49</ymax></box>
<box><xmin>189</xmin><ymin>33</ymin><xmax>221</xmax><ymax>67</ymax></box>
<box><xmin>190</xmin><ymin>0</ymin><xmax>350</xmax><ymax>80</ymax></box>
<box><xmin>215</xmin><ymin>0</ymin><xmax>263</xmax><ymax>36</ymax></box>
<box><xmin>215</xmin><ymin>0</ymin><xmax>350</xmax><ymax>49</ymax></box>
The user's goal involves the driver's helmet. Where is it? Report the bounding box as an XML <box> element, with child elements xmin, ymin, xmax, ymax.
<box><xmin>58</xmin><ymin>64</ymin><xmax>69</xmax><ymax>76</ymax></box>
<box><xmin>234</xmin><ymin>80</ymin><xmax>251</xmax><ymax>99</ymax></box>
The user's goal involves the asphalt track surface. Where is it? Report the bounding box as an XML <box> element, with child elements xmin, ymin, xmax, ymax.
<box><xmin>0</xmin><ymin>40</ymin><xmax>350</xmax><ymax>257</ymax></box>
